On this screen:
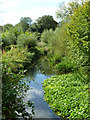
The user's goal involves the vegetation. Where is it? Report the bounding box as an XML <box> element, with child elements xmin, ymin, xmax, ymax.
<box><xmin>2</xmin><ymin>32</ymin><xmax>16</xmax><ymax>47</ymax></box>
<box><xmin>2</xmin><ymin>42</ymin><xmax>36</xmax><ymax>119</ymax></box>
<box><xmin>42</xmin><ymin>0</ymin><xmax>89</xmax><ymax>119</ymax></box>
<box><xmin>2</xmin><ymin>55</ymin><xmax>35</xmax><ymax>119</ymax></box>
<box><xmin>20</xmin><ymin>17</ymin><xmax>32</xmax><ymax>32</ymax></box>
<box><xmin>42</xmin><ymin>73</ymin><xmax>88</xmax><ymax>119</ymax></box>
<box><xmin>1</xmin><ymin>0</ymin><xmax>89</xmax><ymax>119</ymax></box>
<box><xmin>29</xmin><ymin>15</ymin><xmax>58</xmax><ymax>33</ymax></box>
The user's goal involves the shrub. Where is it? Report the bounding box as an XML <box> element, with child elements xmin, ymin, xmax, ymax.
<box><xmin>40</xmin><ymin>29</ymin><xmax>54</xmax><ymax>43</ymax></box>
<box><xmin>2</xmin><ymin>60</ymin><xmax>34</xmax><ymax>119</ymax></box>
<box><xmin>55</xmin><ymin>57</ymin><xmax>78</xmax><ymax>73</ymax></box>
<box><xmin>2</xmin><ymin>32</ymin><xmax>16</xmax><ymax>47</ymax></box>
<box><xmin>48</xmin><ymin>55</ymin><xmax>62</xmax><ymax>66</ymax></box>
<box><xmin>17</xmin><ymin>33</ymin><xmax>36</xmax><ymax>51</ymax></box>
<box><xmin>2</xmin><ymin>48</ymin><xmax>34</xmax><ymax>64</ymax></box>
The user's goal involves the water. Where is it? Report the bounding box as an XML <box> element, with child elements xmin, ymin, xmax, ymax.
<box><xmin>22</xmin><ymin>57</ymin><xmax>63</xmax><ymax>119</ymax></box>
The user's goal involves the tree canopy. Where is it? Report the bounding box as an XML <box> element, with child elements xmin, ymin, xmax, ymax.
<box><xmin>3</xmin><ymin>24</ymin><xmax>13</xmax><ymax>32</ymax></box>
<box><xmin>29</xmin><ymin>15</ymin><xmax>58</xmax><ymax>33</ymax></box>
<box><xmin>56</xmin><ymin>0</ymin><xmax>85</xmax><ymax>24</ymax></box>
<box><xmin>20</xmin><ymin>17</ymin><xmax>32</xmax><ymax>32</ymax></box>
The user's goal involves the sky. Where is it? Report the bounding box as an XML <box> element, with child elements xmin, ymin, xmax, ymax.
<box><xmin>0</xmin><ymin>0</ymin><xmax>70</xmax><ymax>26</ymax></box>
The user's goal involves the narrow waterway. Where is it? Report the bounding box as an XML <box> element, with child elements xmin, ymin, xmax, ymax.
<box><xmin>22</xmin><ymin>57</ymin><xmax>63</xmax><ymax>119</ymax></box>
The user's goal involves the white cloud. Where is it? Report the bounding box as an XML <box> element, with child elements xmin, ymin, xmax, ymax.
<box><xmin>0</xmin><ymin>0</ymin><xmax>19</xmax><ymax>10</ymax></box>
<box><xmin>26</xmin><ymin>87</ymin><xmax>42</xmax><ymax>99</ymax></box>
<box><xmin>0</xmin><ymin>11</ymin><xmax>20</xmax><ymax>25</ymax></box>
<box><xmin>23</xmin><ymin>7</ymin><xmax>58</xmax><ymax>21</ymax></box>
<box><xmin>0</xmin><ymin>6</ymin><xmax>58</xmax><ymax>25</ymax></box>
<box><xmin>0</xmin><ymin>0</ymin><xmax>70</xmax><ymax>25</ymax></box>
<box><xmin>32</xmin><ymin>109</ymin><xmax>52</xmax><ymax>118</ymax></box>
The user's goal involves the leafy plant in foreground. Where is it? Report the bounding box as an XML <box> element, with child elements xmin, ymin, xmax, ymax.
<box><xmin>2</xmin><ymin>55</ymin><xmax>35</xmax><ymax>119</ymax></box>
<box><xmin>42</xmin><ymin>73</ymin><xmax>89</xmax><ymax>119</ymax></box>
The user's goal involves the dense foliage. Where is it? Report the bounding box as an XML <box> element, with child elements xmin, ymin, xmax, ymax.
<box><xmin>2</xmin><ymin>32</ymin><xmax>16</xmax><ymax>47</ymax></box>
<box><xmin>20</xmin><ymin>17</ymin><xmax>32</xmax><ymax>32</ymax></box>
<box><xmin>2</xmin><ymin>58</ymin><xmax>35</xmax><ymax>119</ymax></box>
<box><xmin>67</xmin><ymin>1</ymin><xmax>89</xmax><ymax>70</ymax></box>
<box><xmin>1</xmin><ymin>0</ymin><xmax>89</xmax><ymax>119</ymax></box>
<box><xmin>42</xmin><ymin>0</ymin><xmax>89</xmax><ymax>119</ymax></box>
<box><xmin>2</xmin><ymin>48</ymin><xmax>35</xmax><ymax>65</ymax></box>
<box><xmin>29</xmin><ymin>15</ymin><xmax>58</xmax><ymax>33</ymax></box>
<box><xmin>42</xmin><ymin>73</ymin><xmax>88</xmax><ymax>119</ymax></box>
<box><xmin>17</xmin><ymin>33</ymin><xmax>36</xmax><ymax>51</ymax></box>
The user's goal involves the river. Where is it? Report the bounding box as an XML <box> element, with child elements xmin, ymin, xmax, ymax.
<box><xmin>22</xmin><ymin>57</ymin><xmax>63</xmax><ymax>119</ymax></box>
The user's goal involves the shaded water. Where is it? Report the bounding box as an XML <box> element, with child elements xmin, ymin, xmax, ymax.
<box><xmin>23</xmin><ymin>57</ymin><xmax>63</xmax><ymax>119</ymax></box>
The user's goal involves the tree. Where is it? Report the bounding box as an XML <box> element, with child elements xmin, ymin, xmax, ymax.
<box><xmin>20</xmin><ymin>17</ymin><xmax>32</xmax><ymax>32</ymax></box>
<box><xmin>3</xmin><ymin>24</ymin><xmax>13</xmax><ymax>32</ymax></box>
<box><xmin>17</xmin><ymin>33</ymin><xmax>36</xmax><ymax>51</ymax></box>
<box><xmin>67</xmin><ymin>0</ymin><xmax>89</xmax><ymax>72</ymax></box>
<box><xmin>13</xmin><ymin>23</ymin><xmax>24</xmax><ymax>37</ymax></box>
<box><xmin>29</xmin><ymin>15</ymin><xmax>58</xmax><ymax>33</ymax></box>
<box><xmin>29</xmin><ymin>22</ymin><xmax>38</xmax><ymax>32</ymax></box>
<box><xmin>56</xmin><ymin>0</ymin><xmax>85</xmax><ymax>24</ymax></box>
<box><xmin>2</xmin><ymin>32</ymin><xmax>16</xmax><ymax>47</ymax></box>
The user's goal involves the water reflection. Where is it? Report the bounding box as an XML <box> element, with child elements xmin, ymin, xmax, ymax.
<box><xmin>23</xmin><ymin>57</ymin><xmax>62</xmax><ymax>119</ymax></box>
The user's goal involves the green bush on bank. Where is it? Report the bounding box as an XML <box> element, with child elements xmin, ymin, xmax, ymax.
<box><xmin>48</xmin><ymin>55</ymin><xmax>62</xmax><ymax>66</ymax></box>
<box><xmin>48</xmin><ymin>56</ymin><xmax>78</xmax><ymax>74</ymax></box>
<box><xmin>2</xmin><ymin>47</ymin><xmax>36</xmax><ymax>119</ymax></box>
<box><xmin>55</xmin><ymin>57</ymin><xmax>78</xmax><ymax>73</ymax></box>
<box><xmin>2</xmin><ymin>58</ymin><xmax>35</xmax><ymax>119</ymax></box>
<box><xmin>2</xmin><ymin>47</ymin><xmax>35</xmax><ymax>64</ymax></box>
<box><xmin>2</xmin><ymin>32</ymin><xmax>16</xmax><ymax>47</ymax></box>
<box><xmin>42</xmin><ymin>73</ymin><xmax>89</xmax><ymax>119</ymax></box>
<box><xmin>17</xmin><ymin>33</ymin><xmax>37</xmax><ymax>51</ymax></box>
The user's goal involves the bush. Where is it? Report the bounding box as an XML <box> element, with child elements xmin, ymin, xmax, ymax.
<box><xmin>17</xmin><ymin>33</ymin><xmax>36</xmax><ymax>51</ymax></box>
<box><xmin>2</xmin><ymin>48</ymin><xmax>35</xmax><ymax>67</ymax></box>
<box><xmin>55</xmin><ymin>57</ymin><xmax>78</xmax><ymax>73</ymax></box>
<box><xmin>40</xmin><ymin>29</ymin><xmax>54</xmax><ymax>43</ymax></box>
<box><xmin>49</xmin><ymin>26</ymin><xmax>68</xmax><ymax>56</ymax></box>
<box><xmin>49</xmin><ymin>55</ymin><xmax>62</xmax><ymax>66</ymax></box>
<box><xmin>42</xmin><ymin>73</ymin><xmax>89</xmax><ymax>119</ymax></box>
<box><xmin>2</xmin><ymin>59</ymin><xmax>34</xmax><ymax>119</ymax></box>
<box><xmin>2</xmin><ymin>32</ymin><xmax>16</xmax><ymax>47</ymax></box>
